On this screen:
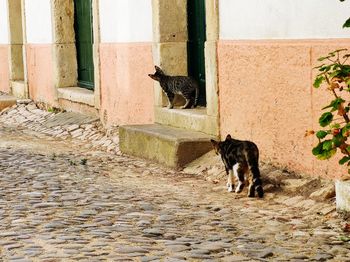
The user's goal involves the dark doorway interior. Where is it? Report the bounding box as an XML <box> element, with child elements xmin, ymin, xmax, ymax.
<box><xmin>187</xmin><ymin>0</ymin><xmax>206</xmax><ymax>106</ymax></box>
<box><xmin>74</xmin><ymin>0</ymin><xmax>94</xmax><ymax>90</ymax></box>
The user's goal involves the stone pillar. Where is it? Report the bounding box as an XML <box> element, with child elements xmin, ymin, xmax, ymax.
<box><xmin>7</xmin><ymin>0</ymin><xmax>27</xmax><ymax>98</ymax></box>
<box><xmin>51</xmin><ymin>0</ymin><xmax>77</xmax><ymax>89</ymax></box>
<box><xmin>151</xmin><ymin>0</ymin><xmax>188</xmax><ymax>107</ymax></box>
<box><xmin>205</xmin><ymin>0</ymin><xmax>219</xmax><ymax>118</ymax></box>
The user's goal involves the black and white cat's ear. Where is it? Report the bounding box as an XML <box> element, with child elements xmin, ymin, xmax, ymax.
<box><xmin>155</xmin><ymin>65</ymin><xmax>162</xmax><ymax>72</ymax></box>
<box><xmin>225</xmin><ymin>134</ymin><xmax>232</xmax><ymax>140</ymax></box>
<box><xmin>210</xmin><ymin>139</ymin><xmax>218</xmax><ymax>147</ymax></box>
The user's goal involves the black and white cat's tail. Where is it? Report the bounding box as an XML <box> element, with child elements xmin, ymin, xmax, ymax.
<box><xmin>193</xmin><ymin>85</ymin><xmax>199</xmax><ymax>108</ymax></box>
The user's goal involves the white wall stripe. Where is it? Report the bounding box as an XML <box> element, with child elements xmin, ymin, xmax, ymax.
<box><xmin>99</xmin><ymin>0</ymin><xmax>152</xmax><ymax>43</ymax></box>
<box><xmin>220</xmin><ymin>0</ymin><xmax>350</xmax><ymax>40</ymax></box>
<box><xmin>0</xmin><ymin>0</ymin><xmax>9</xmax><ymax>44</ymax></box>
<box><xmin>25</xmin><ymin>0</ymin><xmax>53</xmax><ymax>44</ymax></box>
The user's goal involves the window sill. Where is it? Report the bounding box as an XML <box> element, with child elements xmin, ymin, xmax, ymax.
<box><xmin>57</xmin><ymin>87</ymin><xmax>95</xmax><ymax>107</ymax></box>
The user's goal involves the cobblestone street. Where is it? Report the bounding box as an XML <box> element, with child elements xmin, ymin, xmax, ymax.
<box><xmin>0</xmin><ymin>106</ymin><xmax>350</xmax><ymax>261</ymax></box>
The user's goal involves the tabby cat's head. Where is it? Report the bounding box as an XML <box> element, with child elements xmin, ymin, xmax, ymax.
<box><xmin>210</xmin><ymin>134</ymin><xmax>232</xmax><ymax>155</ymax></box>
<box><xmin>148</xmin><ymin>66</ymin><xmax>165</xmax><ymax>82</ymax></box>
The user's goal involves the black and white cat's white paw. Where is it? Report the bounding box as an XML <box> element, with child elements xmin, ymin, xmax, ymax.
<box><xmin>227</xmin><ymin>182</ymin><xmax>234</xmax><ymax>192</ymax></box>
<box><xmin>235</xmin><ymin>181</ymin><xmax>244</xmax><ymax>193</ymax></box>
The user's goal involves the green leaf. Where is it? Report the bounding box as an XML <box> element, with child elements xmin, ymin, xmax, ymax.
<box><xmin>317</xmin><ymin>148</ymin><xmax>337</xmax><ymax>160</ymax></box>
<box><xmin>317</xmin><ymin>56</ymin><xmax>330</xmax><ymax>62</ymax></box>
<box><xmin>343</xmin><ymin>18</ymin><xmax>350</xmax><ymax>28</ymax></box>
<box><xmin>329</xmin><ymin>71</ymin><xmax>340</xmax><ymax>78</ymax></box>
<box><xmin>319</xmin><ymin>65</ymin><xmax>331</xmax><ymax>72</ymax></box>
<box><xmin>313</xmin><ymin>75</ymin><xmax>325</xmax><ymax>88</ymax></box>
<box><xmin>312</xmin><ymin>143</ymin><xmax>323</xmax><ymax>156</ymax></box>
<box><xmin>314</xmin><ymin>64</ymin><xmax>326</xmax><ymax>69</ymax></box>
<box><xmin>346</xmin><ymin>79</ymin><xmax>350</xmax><ymax>87</ymax></box>
<box><xmin>319</xmin><ymin>112</ymin><xmax>333</xmax><ymax>127</ymax></box>
<box><xmin>339</xmin><ymin>156</ymin><xmax>350</xmax><ymax>165</ymax></box>
<box><xmin>322</xmin><ymin>140</ymin><xmax>333</xmax><ymax>151</ymax></box>
<box><xmin>331</xmin><ymin>123</ymin><xmax>341</xmax><ymax>129</ymax></box>
<box><xmin>333</xmin><ymin>135</ymin><xmax>343</xmax><ymax>147</ymax></box>
<box><xmin>342</xmin><ymin>123</ymin><xmax>350</xmax><ymax>136</ymax></box>
<box><xmin>322</xmin><ymin>98</ymin><xmax>345</xmax><ymax>112</ymax></box>
<box><xmin>316</xmin><ymin>130</ymin><xmax>328</xmax><ymax>139</ymax></box>
<box><xmin>329</xmin><ymin>49</ymin><xmax>348</xmax><ymax>55</ymax></box>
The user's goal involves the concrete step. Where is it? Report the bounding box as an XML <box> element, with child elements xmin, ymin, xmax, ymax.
<box><xmin>0</xmin><ymin>94</ymin><xmax>17</xmax><ymax>111</ymax></box>
<box><xmin>119</xmin><ymin>124</ymin><xmax>216</xmax><ymax>168</ymax></box>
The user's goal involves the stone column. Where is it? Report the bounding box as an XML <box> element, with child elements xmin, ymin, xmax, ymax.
<box><xmin>205</xmin><ymin>0</ymin><xmax>219</xmax><ymax>118</ymax></box>
<box><xmin>151</xmin><ymin>0</ymin><xmax>188</xmax><ymax>107</ymax></box>
<box><xmin>7</xmin><ymin>0</ymin><xmax>27</xmax><ymax>98</ymax></box>
<box><xmin>51</xmin><ymin>0</ymin><xmax>77</xmax><ymax>90</ymax></box>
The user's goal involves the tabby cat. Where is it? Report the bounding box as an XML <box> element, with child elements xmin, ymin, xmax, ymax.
<box><xmin>211</xmin><ymin>134</ymin><xmax>264</xmax><ymax>198</ymax></box>
<box><xmin>148</xmin><ymin>66</ymin><xmax>199</xmax><ymax>109</ymax></box>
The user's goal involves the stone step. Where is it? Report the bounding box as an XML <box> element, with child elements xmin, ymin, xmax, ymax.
<box><xmin>0</xmin><ymin>94</ymin><xmax>17</xmax><ymax>111</ymax></box>
<box><xmin>119</xmin><ymin>124</ymin><xmax>216</xmax><ymax>168</ymax></box>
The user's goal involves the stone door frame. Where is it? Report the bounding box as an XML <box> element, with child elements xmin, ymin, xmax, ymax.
<box><xmin>151</xmin><ymin>0</ymin><xmax>219</xmax><ymax>136</ymax></box>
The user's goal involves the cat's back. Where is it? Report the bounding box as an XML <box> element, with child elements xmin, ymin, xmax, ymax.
<box><xmin>165</xmin><ymin>75</ymin><xmax>197</xmax><ymax>89</ymax></box>
<box><xmin>226</xmin><ymin>138</ymin><xmax>259</xmax><ymax>154</ymax></box>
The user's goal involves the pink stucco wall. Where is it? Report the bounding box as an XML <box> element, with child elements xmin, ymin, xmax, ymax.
<box><xmin>218</xmin><ymin>39</ymin><xmax>350</xmax><ymax>179</ymax></box>
<box><xmin>99</xmin><ymin>43</ymin><xmax>154</xmax><ymax>126</ymax></box>
<box><xmin>26</xmin><ymin>44</ymin><xmax>55</xmax><ymax>105</ymax></box>
<box><xmin>0</xmin><ymin>45</ymin><xmax>10</xmax><ymax>93</ymax></box>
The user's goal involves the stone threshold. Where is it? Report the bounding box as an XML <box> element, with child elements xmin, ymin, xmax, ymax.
<box><xmin>154</xmin><ymin>106</ymin><xmax>219</xmax><ymax>136</ymax></box>
<box><xmin>57</xmin><ymin>87</ymin><xmax>95</xmax><ymax>107</ymax></box>
<box><xmin>0</xmin><ymin>93</ymin><xmax>17</xmax><ymax>111</ymax></box>
<box><xmin>120</xmin><ymin>124</ymin><xmax>215</xmax><ymax>168</ymax></box>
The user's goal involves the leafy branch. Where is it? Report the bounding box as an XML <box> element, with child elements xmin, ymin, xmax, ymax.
<box><xmin>310</xmin><ymin>49</ymin><xmax>350</xmax><ymax>171</ymax></box>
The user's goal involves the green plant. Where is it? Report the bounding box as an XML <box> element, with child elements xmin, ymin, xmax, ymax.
<box><xmin>311</xmin><ymin>49</ymin><xmax>350</xmax><ymax>172</ymax></box>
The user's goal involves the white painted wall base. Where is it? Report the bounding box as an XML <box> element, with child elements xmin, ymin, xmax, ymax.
<box><xmin>336</xmin><ymin>180</ymin><xmax>350</xmax><ymax>213</ymax></box>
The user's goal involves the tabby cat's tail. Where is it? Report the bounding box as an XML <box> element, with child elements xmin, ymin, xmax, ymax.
<box><xmin>193</xmin><ymin>85</ymin><xmax>199</xmax><ymax>108</ymax></box>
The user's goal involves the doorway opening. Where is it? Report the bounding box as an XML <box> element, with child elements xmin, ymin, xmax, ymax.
<box><xmin>187</xmin><ymin>0</ymin><xmax>206</xmax><ymax>107</ymax></box>
<box><xmin>74</xmin><ymin>0</ymin><xmax>94</xmax><ymax>90</ymax></box>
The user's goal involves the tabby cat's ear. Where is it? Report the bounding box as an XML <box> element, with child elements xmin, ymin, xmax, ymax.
<box><xmin>225</xmin><ymin>134</ymin><xmax>232</xmax><ymax>140</ymax></box>
<box><xmin>155</xmin><ymin>65</ymin><xmax>162</xmax><ymax>72</ymax></box>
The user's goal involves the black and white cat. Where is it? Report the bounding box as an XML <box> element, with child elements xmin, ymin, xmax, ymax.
<box><xmin>211</xmin><ymin>134</ymin><xmax>264</xmax><ymax>198</ymax></box>
<box><xmin>148</xmin><ymin>66</ymin><xmax>199</xmax><ymax>109</ymax></box>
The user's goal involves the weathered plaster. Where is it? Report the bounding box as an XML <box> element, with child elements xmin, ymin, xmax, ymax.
<box><xmin>217</xmin><ymin>39</ymin><xmax>350</xmax><ymax>179</ymax></box>
<box><xmin>0</xmin><ymin>45</ymin><xmax>10</xmax><ymax>93</ymax></box>
<box><xmin>26</xmin><ymin>44</ymin><xmax>55</xmax><ymax>104</ymax></box>
<box><xmin>99</xmin><ymin>43</ymin><xmax>154</xmax><ymax>126</ymax></box>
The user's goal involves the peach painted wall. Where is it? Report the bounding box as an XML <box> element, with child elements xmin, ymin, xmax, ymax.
<box><xmin>0</xmin><ymin>45</ymin><xmax>10</xmax><ymax>93</ymax></box>
<box><xmin>218</xmin><ymin>39</ymin><xmax>350</xmax><ymax>179</ymax></box>
<box><xmin>99</xmin><ymin>43</ymin><xmax>154</xmax><ymax>126</ymax></box>
<box><xmin>26</xmin><ymin>44</ymin><xmax>55</xmax><ymax>104</ymax></box>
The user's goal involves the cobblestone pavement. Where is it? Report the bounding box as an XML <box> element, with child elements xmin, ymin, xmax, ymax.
<box><xmin>1</xmin><ymin>104</ymin><xmax>350</xmax><ymax>261</ymax></box>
